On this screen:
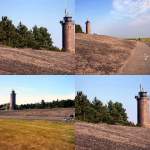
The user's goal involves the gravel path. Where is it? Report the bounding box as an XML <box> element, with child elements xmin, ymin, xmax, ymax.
<box><xmin>120</xmin><ymin>42</ymin><xmax>150</xmax><ymax>74</ymax></box>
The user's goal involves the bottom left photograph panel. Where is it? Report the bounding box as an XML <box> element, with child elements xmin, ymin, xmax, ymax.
<box><xmin>0</xmin><ymin>75</ymin><xmax>75</xmax><ymax>150</ymax></box>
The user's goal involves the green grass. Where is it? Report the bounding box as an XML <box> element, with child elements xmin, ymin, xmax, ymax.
<box><xmin>140</xmin><ymin>38</ymin><xmax>150</xmax><ymax>42</ymax></box>
<box><xmin>128</xmin><ymin>38</ymin><xmax>150</xmax><ymax>42</ymax></box>
<box><xmin>0</xmin><ymin>119</ymin><xmax>75</xmax><ymax>150</ymax></box>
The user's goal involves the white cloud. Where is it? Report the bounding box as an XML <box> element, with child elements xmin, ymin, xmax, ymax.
<box><xmin>130</xmin><ymin>14</ymin><xmax>150</xmax><ymax>27</ymax></box>
<box><xmin>112</xmin><ymin>0</ymin><xmax>150</xmax><ymax>18</ymax></box>
<box><xmin>104</xmin><ymin>0</ymin><xmax>150</xmax><ymax>37</ymax></box>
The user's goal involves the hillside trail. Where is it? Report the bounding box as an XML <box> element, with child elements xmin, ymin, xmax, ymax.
<box><xmin>119</xmin><ymin>42</ymin><xmax>150</xmax><ymax>74</ymax></box>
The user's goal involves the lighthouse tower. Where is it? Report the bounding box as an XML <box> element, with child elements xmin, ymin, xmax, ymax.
<box><xmin>135</xmin><ymin>85</ymin><xmax>150</xmax><ymax>128</ymax></box>
<box><xmin>85</xmin><ymin>20</ymin><xmax>91</xmax><ymax>34</ymax></box>
<box><xmin>60</xmin><ymin>10</ymin><xmax>75</xmax><ymax>53</ymax></box>
<box><xmin>10</xmin><ymin>90</ymin><xmax>16</xmax><ymax>110</ymax></box>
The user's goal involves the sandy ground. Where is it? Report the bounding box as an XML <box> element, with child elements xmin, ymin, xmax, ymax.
<box><xmin>75</xmin><ymin>33</ymin><xmax>136</xmax><ymax>74</ymax></box>
<box><xmin>120</xmin><ymin>42</ymin><xmax>150</xmax><ymax>74</ymax></box>
<box><xmin>0</xmin><ymin>108</ymin><xmax>75</xmax><ymax>121</ymax></box>
<box><xmin>0</xmin><ymin>47</ymin><xmax>75</xmax><ymax>74</ymax></box>
<box><xmin>0</xmin><ymin>34</ymin><xmax>150</xmax><ymax>74</ymax></box>
<box><xmin>75</xmin><ymin>122</ymin><xmax>150</xmax><ymax>150</ymax></box>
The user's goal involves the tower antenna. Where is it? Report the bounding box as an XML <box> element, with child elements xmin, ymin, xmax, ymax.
<box><xmin>140</xmin><ymin>84</ymin><xmax>142</xmax><ymax>92</ymax></box>
<box><xmin>65</xmin><ymin>9</ymin><xmax>69</xmax><ymax>17</ymax></box>
<box><xmin>65</xmin><ymin>9</ymin><xmax>67</xmax><ymax>16</ymax></box>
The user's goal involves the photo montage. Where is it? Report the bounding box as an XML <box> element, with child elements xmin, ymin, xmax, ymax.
<box><xmin>0</xmin><ymin>0</ymin><xmax>150</xmax><ymax>150</ymax></box>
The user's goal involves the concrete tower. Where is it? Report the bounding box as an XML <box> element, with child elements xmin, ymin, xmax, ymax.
<box><xmin>135</xmin><ymin>85</ymin><xmax>150</xmax><ymax>128</ymax></box>
<box><xmin>85</xmin><ymin>20</ymin><xmax>91</xmax><ymax>34</ymax></box>
<box><xmin>60</xmin><ymin>10</ymin><xmax>75</xmax><ymax>53</ymax></box>
<box><xmin>10</xmin><ymin>90</ymin><xmax>16</xmax><ymax>110</ymax></box>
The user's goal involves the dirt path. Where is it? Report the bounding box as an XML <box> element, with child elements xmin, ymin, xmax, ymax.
<box><xmin>120</xmin><ymin>42</ymin><xmax>150</xmax><ymax>74</ymax></box>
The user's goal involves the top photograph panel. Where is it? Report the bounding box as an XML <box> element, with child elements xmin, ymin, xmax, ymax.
<box><xmin>0</xmin><ymin>0</ymin><xmax>150</xmax><ymax>75</ymax></box>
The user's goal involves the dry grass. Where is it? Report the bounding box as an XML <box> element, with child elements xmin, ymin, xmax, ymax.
<box><xmin>76</xmin><ymin>122</ymin><xmax>150</xmax><ymax>150</ymax></box>
<box><xmin>0</xmin><ymin>119</ymin><xmax>75</xmax><ymax>150</ymax></box>
<box><xmin>0</xmin><ymin>46</ymin><xmax>75</xmax><ymax>74</ymax></box>
<box><xmin>75</xmin><ymin>33</ymin><xmax>136</xmax><ymax>74</ymax></box>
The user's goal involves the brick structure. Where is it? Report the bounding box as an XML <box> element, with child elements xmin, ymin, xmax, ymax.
<box><xmin>10</xmin><ymin>90</ymin><xmax>16</xmax><ymax>110</ymax></box>
<box><xmin>135</xmin><ymin>85</ymin><xmax>150</xmax><ymax>128</ymax></box>
<box><xmin>60</xmin><ymin>10</ymin><xmax>75</xmax><ymax>53</ymax></box>
<box><xmin>85</xmin><ymin>20</ymin><xmax>91</xmax><ymax>34</ymax></box>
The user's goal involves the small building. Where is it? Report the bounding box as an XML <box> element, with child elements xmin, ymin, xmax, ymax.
<box><xmin>135</xmin><ymin>85</ymin><xmax>150</xmax><ymax>128</ymax></box>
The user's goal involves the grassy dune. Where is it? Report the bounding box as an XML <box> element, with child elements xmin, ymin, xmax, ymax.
<box><xmin>0</xmin><ymin>119</ymin><xmax>75</xmax><ymax>150</ymax></box>
<box><xmin>76</xmin><ymin>33</ymin><xmax>136</xmax><ymax>74</ymax></box>
<box><xmin>0</xmin><ymin>46</ymin><xmax>75</xmax><ymax>74</ymax></box>
<box><xmin>76</xmin><ymin>122</ymin><xmax>150</xmax><ymax>150</ymax></box>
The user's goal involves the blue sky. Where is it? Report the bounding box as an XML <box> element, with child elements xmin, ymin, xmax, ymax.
<box><xmin>75</xmin><ymin>75</ymin><xmax>150</xmax><ymax>123</ymax></box>
<box><xmin>0</xmin><ymin>75</ymin><xmax>75</xmax><ymax>105</ymax></box>
<box><xmin>0</xmin><ymin>0</ymin><xmax>75</xmax><ymax>48</ymax></box>
<box><xmin>76</xmin><ymin>0</ymin><xmax>150</xmax><ymax>38</ymax></box>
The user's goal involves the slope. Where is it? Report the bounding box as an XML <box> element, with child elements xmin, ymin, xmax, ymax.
<box><xmin>0</xmin><ymin>46</ymin><xmax>75</xmax><ymax>74</ymax></box>
<box><xmin>76</xmin><ymin>33</ymin><xmax>137</xmax><ymax>74</ymax></box>
<box><xmin>76</xmin><ymin>122</ymin><xmax>150</xmax><ymax>150</ymax></box>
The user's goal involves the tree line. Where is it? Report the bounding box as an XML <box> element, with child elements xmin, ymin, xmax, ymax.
<box><xmin>0</xmin><ymin>16</ymin><xmax>60</xmax><ymax>51</ymax></box>
<box><xmin>75</xmin><ymin>92</ymin><xmax>135</xmax><ymax>126</ymax></box>
<box><xmin>0</xmin><ymin>99</ymin><xmax>74</xmax><ymax>110</ymax></box>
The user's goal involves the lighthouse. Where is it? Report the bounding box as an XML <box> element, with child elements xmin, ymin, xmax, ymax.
<box><xmin>10</xmin><ymin>90</ymin><xmax>16</xmax><ymax>110</ymax></box>
<box><xmin>60</xmin><ymin>10</ymin><xmax>75</xmax><ymax>53</ymax></box>
<box><xmin>135</xmin><ymin>85</ymin><xmax>150</xmax><ymax>128</ymax></box>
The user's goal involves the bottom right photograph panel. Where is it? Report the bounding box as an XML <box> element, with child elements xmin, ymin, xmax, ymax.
<box><xmin>75</xmin><ymin>75</ymin><xmax>150</xmax><ymax>150</ymax></box>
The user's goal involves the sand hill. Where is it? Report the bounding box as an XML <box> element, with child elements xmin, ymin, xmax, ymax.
<box><xmin>76</xmin><ymin>122</ymin><xmax>150</xmax><ymax>150</ymax></box>
<box><xmin>76</xmin><ymin>33</ymin><xmax>142</xmax><ymax>74</ymax></box>
<box><xmin>0</xmin><ymin>34</ymin><xmax>150</xmax><ymax>74</ymax></box>
<box><xmin>0</xmin><ymin>46</ymin><xmax>75</xmax><ymax>74</ymax></box>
